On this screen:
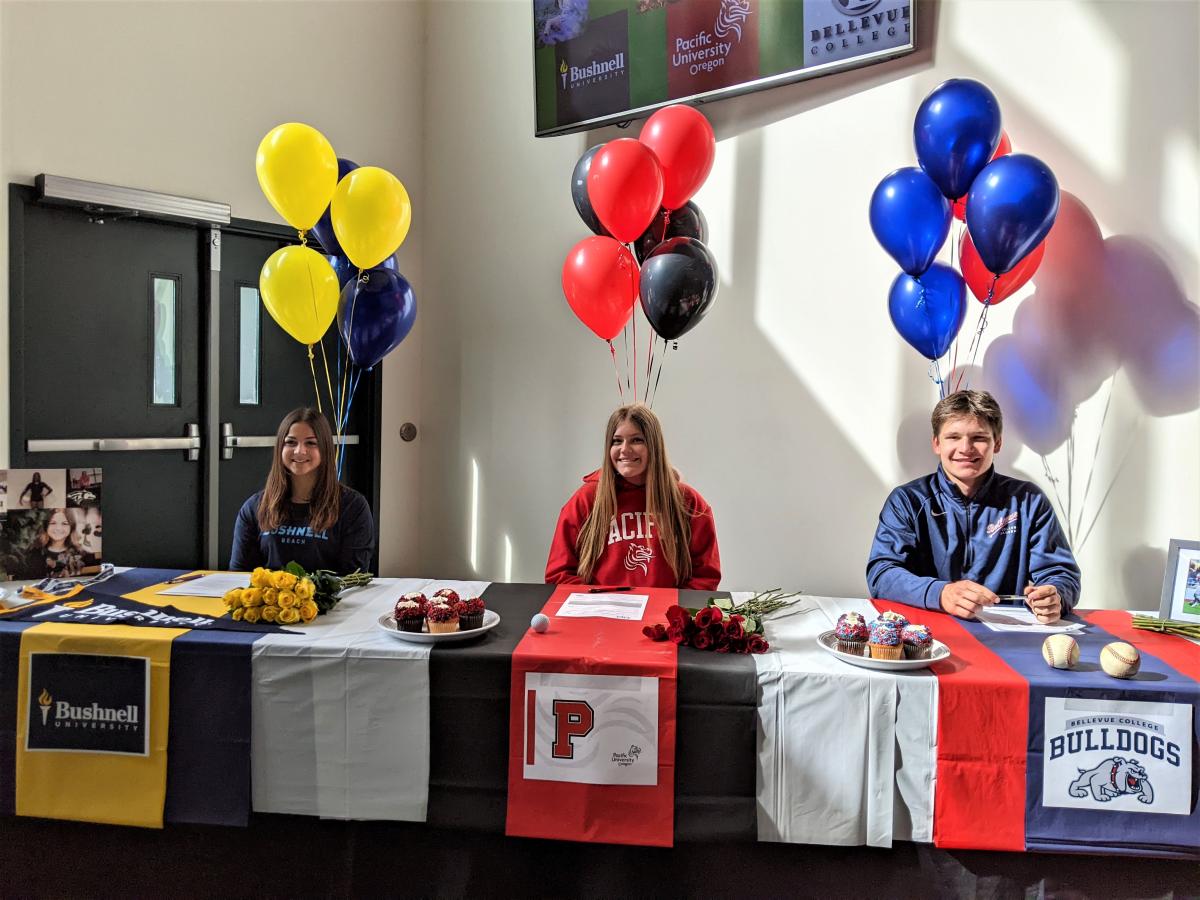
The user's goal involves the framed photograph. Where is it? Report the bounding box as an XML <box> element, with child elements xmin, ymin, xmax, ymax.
<box><xmin>1159</xmin><ymin>539</ymin><xmax>1200</xmax><ymax>624</ymax></box>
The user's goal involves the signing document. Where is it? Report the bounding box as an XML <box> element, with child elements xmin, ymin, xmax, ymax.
<box><xmin>557</xmin><ymin>592</ymin><xmax>650</xmax><ymax>621</ymax></box>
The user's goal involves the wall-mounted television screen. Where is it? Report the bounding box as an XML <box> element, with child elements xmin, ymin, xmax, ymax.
<box><xmin>534</xmin><ymin>0</ymin><xmax>916</xmax><ymax>137</ymax></box>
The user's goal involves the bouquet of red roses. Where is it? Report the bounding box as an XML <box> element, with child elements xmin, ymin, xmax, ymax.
<box><xmin>642</xmin><ymin>589</ymin><xmax>800</xmax><ymax>655</ymax></box>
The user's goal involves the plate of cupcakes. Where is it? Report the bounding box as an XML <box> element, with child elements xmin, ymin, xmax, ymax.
<box><xmin>377</xmin><ymin>588</ymin><xmax>500</xmax><ymax>643</ymax></box>
<box><xmin>817</xmin><ymin>610</ymin><xmax>949</xmax><ymax>671</ymax></box>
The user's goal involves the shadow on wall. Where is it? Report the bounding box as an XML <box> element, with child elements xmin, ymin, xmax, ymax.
<box><xmin>983</xmin><ymin>191</ymin><xmax>1199</xmax><ymax>455</ymax></box>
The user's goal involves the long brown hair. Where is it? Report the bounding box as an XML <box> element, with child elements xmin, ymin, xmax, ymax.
<box><xmin>576</xmin><ymin>404</ymin><xmax>693</xmax><ymax>585</ymax></box>
<box><xmin>257</xmin><ymin>408</ymin><xmax>341</xmax><ymax>534</ymax></box>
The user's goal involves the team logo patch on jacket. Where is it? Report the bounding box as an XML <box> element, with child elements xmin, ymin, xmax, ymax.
<box><xmin>624</xmin><ymin>544</ymin><xmax>653</xmax><ymax>575</ymax></box>
<box><xmin>986</xmin><ymin>510</ymin><xmax>1019</xmax><ymax>537</ymax></box>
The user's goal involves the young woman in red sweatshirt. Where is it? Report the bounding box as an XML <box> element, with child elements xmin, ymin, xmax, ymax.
<box><xmin>545</xmin><ymin>404</ymin><xmax>721</xmax><ymax>590</ymax></box>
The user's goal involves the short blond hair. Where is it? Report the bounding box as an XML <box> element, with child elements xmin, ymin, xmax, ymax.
<box><xmin>932</xmin><ymin>390</ymin><xmax>1003</xmax><ymax>441</ymax></box>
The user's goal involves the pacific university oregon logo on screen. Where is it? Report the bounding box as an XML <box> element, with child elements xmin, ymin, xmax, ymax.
<box><xmin>27</xmin><ymin>653</ymin><xmax>150</xmax><ymax>756</ymax></box>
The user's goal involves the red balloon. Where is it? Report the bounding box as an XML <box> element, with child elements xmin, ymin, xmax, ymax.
<box><xmin>953</xmin><ymin>130</ymin><xmax>1012</xmax><ymax>221</ymax></box>
<box><xmin>960</xmin><ymin>228</ymin><xmax>1045</xmax><ymax>304</ymax></box>
<box><xmin>587</xmin><ymin>139</ymin><xmax>664</xmax><ymax>243</ymax></box>
<box><xmin>561</xmin><ymin>236</ymin><xmax>638</xmax><ymax>341</ymax></box>
<box><xmin>640</xmin><ymin>105</ymin><xmax>716</xmax><ymax>210</ymax></box>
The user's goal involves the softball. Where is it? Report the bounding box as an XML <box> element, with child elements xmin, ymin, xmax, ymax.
<box><xmin>1100</xmin><ymin>641</ymin><xmax>1140</xmax><ymax>679</ymax></box>
<box><xmin>530</xmin><ymin>613</ymin><xmax>550</xmax><ymax>633</ymax></box>
<box><xmin>1042</xmin><ymin>634</ymin><xmax>1080</xmax><ymax>670</ymax></box>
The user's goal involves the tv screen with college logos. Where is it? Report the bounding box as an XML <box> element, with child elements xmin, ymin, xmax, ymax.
<box><xmin>534</xmin><ymin>0</ymin><xmax>916</xmax><ymax>136</ymax></box>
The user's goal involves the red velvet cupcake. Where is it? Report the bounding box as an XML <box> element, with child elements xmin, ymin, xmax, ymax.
<box><xmin>432</xmin><ymin>588</ymin><xmax>460</xmax><ymax>605</ymax></box>
<box><xmin>458</xmin><ymin>597</ymin><xmax>486</xmax><ymax>630</ymax></box>
<box><xmin>393</xmin><ymin>598</ymin><xmax>425</xmax><ymax>632</ymax></box>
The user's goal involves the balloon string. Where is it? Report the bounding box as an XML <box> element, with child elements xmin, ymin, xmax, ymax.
<box><xmin>336</xmin><ymin>365</ymin><xmax>362</xmax><ymax>481</ymax></box>
<box><xmin>650</xmin><ymin>338</ymin><xmax>668</xmax><ymax>407</ymax></box>
<box><xmin>928</xmin><ymin>358</ymin><xmax>945</xmax><ymax>399</ymax></box>
<box><xmin>319</xmin><ymin>339</ymin><xmax>338</xmax><ymax>428</ymax></box>
<box><xmin>298</xmin><ymin>230</ymin><xmax>307</xmax><ymax>247</ymax></box>
<box><xmin>960</xmin><ymin>274</ymin><xmax>997</xmax><ymax>389</ymax></box>
<box><xmin>622</xmin><ymin>322</ymin><xmax>631</xmax><ymax>394</ymax></box>
<box><xmin>949</xmin><ymin>221</ymin><xmax>963</xmax><ymax>390</ymax></box>
<box><xmin>306</xmin><ymin>344</ymin><xmax>322</xmax><ymax>413</ymax></box>
<box><xmin>608</xmin><ymin>340</ymin><xmax>624</xmax><ymax>402</ymax></box>
<box><xmin>643</xmin><ymin>329</ymin><xmax>655</xmax><ymax>403</ymax></box>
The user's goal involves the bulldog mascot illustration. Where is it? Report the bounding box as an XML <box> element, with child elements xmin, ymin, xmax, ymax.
<box><xmin>1068</xmin><ymin>757</ymin><xmax>1154</xmax><ymax>804</ymax></box>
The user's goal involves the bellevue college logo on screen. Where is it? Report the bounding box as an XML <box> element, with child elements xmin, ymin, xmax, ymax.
<box><xmin>1042</xmin><ymin>697</ymin><xmax>1192</xmax><ymax>815</ymax></box>
<box><xmin>26</xmin><ymin>653</ymin><xmax>150</xmax><ymax>756</ymax></box>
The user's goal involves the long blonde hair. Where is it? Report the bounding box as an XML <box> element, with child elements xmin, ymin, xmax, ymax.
<box><xmin>576</xmin><ymin>404</ymin><xmax>693</xmax><ymax>585</ymax></box>
<box><xmin>257</xmin><ymin>408</ymin><xmax>341</xmax><ymax>534</ymax></box>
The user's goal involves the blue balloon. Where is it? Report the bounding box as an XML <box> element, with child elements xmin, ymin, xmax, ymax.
<box><xmin>888</xmin><ymin>263</ymin><xmax>967</xmax><ymax>360</ymax></box>
<box><xmin>326</xmin><ymin>252</ymin><xmax>398</xmax><ymax>291</ymax></box>
<box><xmin>338</xmin><ymin>267</ymin><xmax>416</xmax><ymax>370</ymax></box>
<box><xmin>965</xmin><ymin>153</ymin><xmax>1059</xmax><ymax>275</ymax></box>
<box><xmin>869</xmin><ymin>167</ymin><xmax>951</xmax><ymax>277</ymax></box>
<box><xmin>310</xmin><ymin>158</ymin><xmax>359</xmax><ymax>256</ymax></box>
<box><xmin>914</xmin><ymin>79</ymin><xmax>1002</xmax><ymax>200</ymax></box>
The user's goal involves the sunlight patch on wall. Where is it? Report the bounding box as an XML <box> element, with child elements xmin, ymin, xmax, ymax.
<box><xmin>1162</xmin><ymin>130</ymin><xmax>1200</xmax><ymax>261</ymax></box>
<box><xmin>470</xmin><ymin>457</ymin><xmax>480</xmax><ymax>574</ymax></box>
<box><xmin>951</xmin><ymin>0</ymin><xmax>1128</xmax><ymax>183</ymax></box>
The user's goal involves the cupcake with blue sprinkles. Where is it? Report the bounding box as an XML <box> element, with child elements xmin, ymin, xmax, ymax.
<box><xmin>901</xmin><ymin>624</ymin><xmax>934</xmax><ymax>660</ymax></box>
<box><xmin>835</xmin><ymin>612</ymin><xmax>870</xmax><ymax>655</ymax></box>
<box><xmin>868</xmin><ymin>619</ymin><xmax>904</xmax><ymax>660</ymax></box>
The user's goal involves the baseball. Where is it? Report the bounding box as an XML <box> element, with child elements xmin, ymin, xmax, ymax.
<box><xmin>1100</xmin><ymin>641</ymin><xmax>1141</xmax><ymax>679</ymax></box>
<box><xmin>530</xmin><ymin>613</ymin><xmax>550</xmax><ymax>633</ymax></box>
<box><xmin>1042</xmin><ymin>634</ymin><xmax>1080</xmax><ymax>670</ymax></box>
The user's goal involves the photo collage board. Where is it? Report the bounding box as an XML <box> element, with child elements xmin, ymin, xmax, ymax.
<box><xmin>0</xmin><ymin>468</ymin><xmax>103</xmax><ymax>581</ymax></box>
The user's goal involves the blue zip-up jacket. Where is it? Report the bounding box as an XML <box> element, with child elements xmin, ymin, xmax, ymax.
<box><xmin>866</xmin><ymin>466</ymin><xmax>1081</xmax><ymax>612</ymax></box>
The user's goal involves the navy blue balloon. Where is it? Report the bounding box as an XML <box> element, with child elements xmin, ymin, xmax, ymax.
<box><xmin>869</xmin><ymin>167</ymin><xmax>951</xmax><ymax>277</ymax></box>
<box><xmin>965</xmin><ymin>153</ymin><xmax>1059</xmax><ymax>276</ymax></box>
<box><xmin>914</xmin><ymin>79</ymin><xmax>1002</xmax><ymax>200</ymax></box>
<box><xmin>310</xmin><ymin>158</ymin><xmax>359</xmax><ymax>256</ymax></box>
<box><xmin>337</xmin><ymin>267</ymin><xmax>416</xmax><ymax>370</ymax></box>
<box><xmin>888</xmin><ymin>263</ymin><xmax>967</xmax><ymax>360</ymax></box>
<box><xmin>327</xmin><ymin>252</ymin><xmax>398</xmax><ymax>291</ymax></box>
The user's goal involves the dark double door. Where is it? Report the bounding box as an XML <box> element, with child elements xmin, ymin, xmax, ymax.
<box><xmin>8</xmin><ymin>184</ymin><xmax>378</xmax><ymax>570</ymax></box>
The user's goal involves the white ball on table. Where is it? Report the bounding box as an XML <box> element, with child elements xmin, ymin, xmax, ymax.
<box><xmin>531</xmin><ymin>613</ymin><xmax>550</xmax><ymax>633</ymax></box>
<box><xmin>1100</xmin><ymin>641</ymin><xmax>1140</xmax><ymax>679</ymax></box>
<box><xmin>1042</xmin><ymin>634</ymin><xmax>1079</xmax><ymax>670</ymax></box>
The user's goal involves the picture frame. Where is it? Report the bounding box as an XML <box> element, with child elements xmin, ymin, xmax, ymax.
<box><xmin>1158</xmin><ymin>538</ymin><xmax>1200</xmax><ymax>624</ymax></box>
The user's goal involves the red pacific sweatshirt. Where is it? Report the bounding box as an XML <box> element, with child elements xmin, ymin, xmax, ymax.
<box><xmin>544</xmin><ymin>471</ymin><xmax>721</xmax><ymax>590</ymax></box>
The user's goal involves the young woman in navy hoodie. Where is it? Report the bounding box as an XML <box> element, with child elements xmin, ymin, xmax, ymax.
<box><xmin>545</xmin><ymin>404</ymin><xmax>720</xmax><ymax>590</ymax></box>
<box><xmin>230</xmin><ymin>407</ymin><xmax>374</xmax><ymax>575</ymax></box>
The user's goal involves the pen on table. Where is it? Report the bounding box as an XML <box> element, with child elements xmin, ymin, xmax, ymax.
<box><xmin>165</xmin><ymin>573</ymin><xmax>205</xmax><ymax>585</ymax></box>
<box><xmin>589</xmin><ymin>586</ymin><xmax>632</xmax><ymax>593</ymax></box>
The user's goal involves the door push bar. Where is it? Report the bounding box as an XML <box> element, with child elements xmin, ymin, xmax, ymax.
<box><xmin>220</xmin><ymin>423</ymin><xmax>359</xmax><ymax>460</ymax></box>
<box><xmin>27</xmin><ymin>424</ymin><xmax>202</xmax><ymax>461</ymax></box>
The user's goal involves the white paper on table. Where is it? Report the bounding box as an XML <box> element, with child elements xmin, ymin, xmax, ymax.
<box><xmin>557</xmin><ymin>592</ymin><xmax>649</xmax><ymax>621</ymax></box>
<box><xmin>975</xmin><ymin>605</ymin><xmax>1084</xmax><ymax>633</ymax></box>
<box><xmin>156</xmin><ymin>572</ymin><xmax>250</xmax><ymax>597</ymax></box>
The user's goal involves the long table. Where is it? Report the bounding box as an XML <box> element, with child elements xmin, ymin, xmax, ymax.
<box><xmin>1</xmin><ymin>569</ymin><xmax>1196</xmax><ymax>861</ymax></box>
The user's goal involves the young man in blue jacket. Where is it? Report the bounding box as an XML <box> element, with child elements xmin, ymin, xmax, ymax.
<box><xmin>866</xmin><ymin>390</ymin><xmax>1080</xmax><ymax>623</ymax></box>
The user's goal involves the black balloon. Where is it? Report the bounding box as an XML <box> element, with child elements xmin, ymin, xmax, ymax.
<box><xmin>638</xmin><ymin>237</ymin><xmax>718</xmax><ymax>341</ymax></box>
<box><xmin>634</xmin><ymin>202</ymin><xmax>708</xmax><ymax>264</ymax></box>
<box><xmin>570</xmin><ymin>144</ymin><xmax>610</xmax><ymax>236</ymax></box>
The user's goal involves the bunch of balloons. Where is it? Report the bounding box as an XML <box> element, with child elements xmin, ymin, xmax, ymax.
<box><xmin>255</xmin><ymin>123</ymin><xmax>416</xmax><ymax>374</ymax></box>
<box><xmin>562</xmin><ymin>104</ymin><xmax>718</xmax><ymax>401</ymax></box>
<box><xmin>869</xmin><ymin>79</ymin><xmax>1059</xmax><ymax>392</ymax></box>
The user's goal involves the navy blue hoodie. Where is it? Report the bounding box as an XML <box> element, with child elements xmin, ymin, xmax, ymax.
<box><xmin>866</xmin><ymin>466</ymin><xmax>1081</xmax><ymax>611</ymax></box>
<box><xmin>230</xmin><ymin>486</ymin><xmax>374</xmax><ymax>575</ymax></box>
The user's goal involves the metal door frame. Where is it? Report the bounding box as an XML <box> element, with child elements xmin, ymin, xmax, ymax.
<box><xmin>8</xmin><ymin>183</ymin><xmax>383</xmax><ymax>569</ymax></box>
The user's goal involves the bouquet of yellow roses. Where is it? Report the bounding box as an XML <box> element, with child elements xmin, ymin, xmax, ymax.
<box><xmin>222</xmin><ymin>563</ymin><xmax>373</xmax><ymax>626</ymax></box>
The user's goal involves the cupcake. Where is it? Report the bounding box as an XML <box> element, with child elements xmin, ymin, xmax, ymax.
<box><xmin>426</xmin><ymin>601</ymin><xmax>460</xmax><ymax>634</ymax></box>
<box><xmin>834</xmin><ymin>612</ymin><xmax>869</xmax><ymax>655</ymax></box>
<box><xmin>868</xmin><ymin>619</ymin><xmax>903</xmax><ymax>660</ymax></box>
<box><xmin>432</xmin><ymin>588</ymin><xmax>460</xmax><ymax>604</ymax></box>
<box><xmin>902</xmin><ymin>624</ymin><xmax>934</xmax><ymax>660</ymax></box>
<box><xmin>393</xmin><ymin>598</ymin><xmax>425</xmax><ymax>632</ymax></box>
<box><xmin>878</xmin><ymin>609</ymin><xmax>909</xmax><ymax>631</ymax></box>
<box><xmin>399</xmin><ymin>591</ymin><xmax>427</xmax><ymax>612</ymax></box>
<box><xmin>458</xmin><ymin>597</ymin><xmax>486</xmax><ymax>631</ymax></box>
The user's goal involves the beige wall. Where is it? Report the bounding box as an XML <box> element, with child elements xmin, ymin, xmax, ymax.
<box><xmin>421</xmin><ymin>0</ymin><xmax>1199</xmax><ymax>607</ymax></box>
<box><xmin>0</xmin><ymin>0</ymin><xmax>425</xmax><ymax>574</ymax></box>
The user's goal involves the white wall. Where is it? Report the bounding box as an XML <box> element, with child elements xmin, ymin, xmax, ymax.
<box><xmin>422</xmin><ymin>0</ymin><xmax>1199</xmax><ymax>608</ymax></box>
<box><xmin>0</xmin><ymin>0</ymin><xmax>425</xmax><ymax>574</ymax></box>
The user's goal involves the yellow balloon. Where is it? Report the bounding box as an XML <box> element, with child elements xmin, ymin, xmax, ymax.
<box><xmin>255</xmin><ymin>123</ymin><xmax>338</xmax><ymax>231</ymax></box>
<box><xmin>330</xmin><ymin>166</ymin><xmax>412</xmax><ymax>270</ymax></box>
<box><xmin>258</xmin><ymin>246</ymin><xmax>339</xmax><ymax>345</ymax></box>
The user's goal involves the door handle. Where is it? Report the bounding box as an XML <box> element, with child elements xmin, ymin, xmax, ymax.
<box><xmin>27</xmin><ymin>424</ymin><xmax>201</xmax><ymax>461</ymax></box>
<box><xmin>221</xmin><ymin>423</ymin><xmax>359</xmax><ymax>460</ymax></box>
